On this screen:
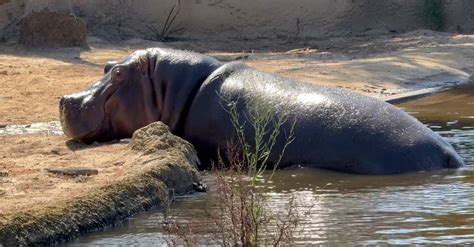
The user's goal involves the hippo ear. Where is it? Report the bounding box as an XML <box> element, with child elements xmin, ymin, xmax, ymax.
<box><xmin>104</xmin><ymin>61</ymin><xmax>118</xmax><ymax>74</ymax></box>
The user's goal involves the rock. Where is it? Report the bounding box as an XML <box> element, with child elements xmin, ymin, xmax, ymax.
<box><xmin>87</xmin><ymin>36</ymin><xmax>109</xmax><ymax>45</ymax></box>
<box><xmin>0</xmin><ymin>171</ymin><xmax>8</xmax><ymax>177</ymax></box>
<box><xmin>19</xmin><ymin>9</ymin><xmax>88</xmax><ymax>48</ymax></box>
<box><xmin>46</xmin><ymin>167</ymin><xmax>98</xmax><ymax>177</ymax></box>
<box><xmin>75</xmin><ymin>175</ymin><xmax>89</xmax><ymax>183</ymax></box>
<box><xmin>193</xmin><ymin>182</ymin><xmax>207</xmax><ymax>192</ymax></box>
<box><xmin>130</xmin><ymin>121</ymin><xmax>201</xmax><ymax>169</ymax></box>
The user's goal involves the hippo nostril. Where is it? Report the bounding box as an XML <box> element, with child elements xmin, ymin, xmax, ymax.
<box><xmin>60</xmin><ymin>95</ymin><xmax>74</xmax><ymax>106</ymax></box>
<box><xmin>59</xmin><ymin>96</ymin><xmax>77</xmax><ymax>122</ymax></box>
<box><xmin>60</xmin><ymin>95</ymin><xmax>81</xmax><ymax>110</ymax></box>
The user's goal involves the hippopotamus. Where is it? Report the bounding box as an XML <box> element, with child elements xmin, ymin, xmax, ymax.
<box><xmin>59</xmin><ymin>48</ymin><xmax>464</xmax><ymax>174</ymax></box>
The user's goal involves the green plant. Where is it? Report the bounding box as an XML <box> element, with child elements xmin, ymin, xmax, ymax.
<box><xmin>211</xmin><ymin>150</ymin><xmax>299</xmax><ymax>246</ymax></box>
<box><xmin>423</xmin><ymin>0</ymin><xmax>445</xmax><ymax>31</ymax></box>
<box><xmin>212</xmin><ymin>91</ymin><xmax>297</xmax><ymax>246</ymax></box>
<box><xmin>147</xmin><ymin>0</ymin><xmax>185</xmax><ymax>42</ymax></box>
<box><xmin>223</xmin><ymin>93</ymin><xmax>296</xmax><ymax>184</ymax></box>
<box><xmin>164</xmin><ymin>90</ymin><xmax>300</xmax><ymax>246</ymax></box>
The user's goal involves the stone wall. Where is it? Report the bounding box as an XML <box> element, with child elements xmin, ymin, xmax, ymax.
<box><xmin>1</xmin><ymin>0</ymin><xmax>474</xmax><ymax>41</ymax></box>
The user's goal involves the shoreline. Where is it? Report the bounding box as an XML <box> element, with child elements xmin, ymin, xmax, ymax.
<box><xmin>384</xmin><ymin>67</ymin><xmax>473</xmax><ymax>104</ymax></box>
<box><xmin>0</xmin><ymin>164</ymin><xmax>197</xmax><ymax>245</ymax></box>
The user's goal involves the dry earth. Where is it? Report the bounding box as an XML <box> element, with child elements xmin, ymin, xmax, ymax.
<box><xmin>0</xmin><ymin>136</ymin><xmax>133</xmax><ymax>219</ymax></box>
<box><xmin>0</xmin><ymin>121</ymin><xmax>201</xmax><ymax>245</ymax></box>
<box><xmin>0</xmin><ymin>30</ymin><xmax>473</xmax><ymax>225</ymax></box>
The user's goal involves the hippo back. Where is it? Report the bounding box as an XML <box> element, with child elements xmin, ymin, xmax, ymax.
<box><xmin>183</xmin><ymin>62</ymin><xmax>463</xmax><ymax>174</ymax></box>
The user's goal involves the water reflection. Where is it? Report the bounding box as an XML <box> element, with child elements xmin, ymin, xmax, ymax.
<box><xmin>69</xmin><ymin>83</ymin><xmax>474</xmax><ymax>245</ymax></box>
<box><xmin>265</xmin><ymin>166</ymin><xmax>474</xmax><ymax>245</ymax></box>
<box><xmin>399</xmin><ymin>83</ymin><xmax>474</xmax><ymax>126</ymax></box>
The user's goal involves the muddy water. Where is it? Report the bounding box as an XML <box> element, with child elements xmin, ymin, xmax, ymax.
<box><xmin>69</xmin><ymin>84</ymin><xmax>474</xmax><ymax>245</ymax></box>
<box><xmin>0</xmin><ymin>121</ymin><xmax>63</xmax><ymax>136</ymax></box>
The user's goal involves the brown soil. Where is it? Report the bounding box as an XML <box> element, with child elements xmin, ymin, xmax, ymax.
<box><xmin>0</xmin><ymin>31</ymin><xmax>472</xmax><ymax>243</ymax></box>
<box><xmin>0</xmin><ymin>122</ymin><xmax>200</xmax><ymax>245</ymax></box>
<box><xmin>0</xmin><ymin>135</ymin><xmax>133</xmax><ymax>218</ymax></box>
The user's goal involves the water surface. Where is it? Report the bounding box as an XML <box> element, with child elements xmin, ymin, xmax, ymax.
<box><xmin>0</xmin><ymin>121</ymin><xmax>63</xmax><ymax>136</ymax></box>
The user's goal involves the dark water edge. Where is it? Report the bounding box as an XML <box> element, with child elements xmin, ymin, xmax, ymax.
<box><xmin>67</xmin><ymin>83</ymin><xmax>474</xmax><ymax>246</ymax></box>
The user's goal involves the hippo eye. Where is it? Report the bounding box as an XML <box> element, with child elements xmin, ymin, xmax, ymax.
<box><xmin>111</xmin><ymin>68</ymin><xmax>126</xmax><ymax>84</ymax></box>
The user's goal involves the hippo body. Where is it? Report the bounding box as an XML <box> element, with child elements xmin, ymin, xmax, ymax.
<box><xmin>60</xmin><ymin>48</ymin><xmax>464</xmax><ymax>174</ymax></box>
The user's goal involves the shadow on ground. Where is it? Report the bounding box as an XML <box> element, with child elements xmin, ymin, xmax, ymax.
<box><xmin>65</xmin><ymin>139</ymin><xmax>128</xmax><ymax>151</ymax></box>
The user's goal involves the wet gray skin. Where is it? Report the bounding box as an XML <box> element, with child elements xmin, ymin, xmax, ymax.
<box><xmin>59</xmin><ymin>48</ymin><xmax>464</xmax><ymax>174</ymax></box>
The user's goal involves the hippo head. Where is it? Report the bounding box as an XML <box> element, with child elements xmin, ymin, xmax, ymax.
<box><xmin>60</xmin><ymin>50</ymin><xmax>159</xmax><ymax>143</ymax></box>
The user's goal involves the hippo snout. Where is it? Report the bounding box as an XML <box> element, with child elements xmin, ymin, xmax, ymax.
<box><xmin>59</xmin><ymin>95</ymin><xmax>78</xmax><ymax>119</ymax></box>
<box><xmin>60</xmin><ymin>95</ymin><xmax>83</xmax><ymax>138</ymax></box>
<box><xmin>59</xmin><ymin>93</ymin><xmax>106</xmax><ymax>140</ymax></box>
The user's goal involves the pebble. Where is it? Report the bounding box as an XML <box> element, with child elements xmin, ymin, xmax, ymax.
<box><xmin>193</xmin><ymin>182</ymin><xmax>207</xmax><ymax>192</ymax></box>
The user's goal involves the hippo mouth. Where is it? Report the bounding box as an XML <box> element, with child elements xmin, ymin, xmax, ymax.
<box><xmin>59</xmin><ymin>100</ymin><xmax>106</xmax><ymax>142</ymax></box>
<box><xmin>60</xmin><ymin>115</ymin><xmax>106</xmax><ymax>143</ymax></box>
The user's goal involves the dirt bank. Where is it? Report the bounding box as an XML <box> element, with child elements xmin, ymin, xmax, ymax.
<box><xmin>0</xmin><ymin>122</ymin><xmax>201</xmax><ymax>246</ymax></box>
